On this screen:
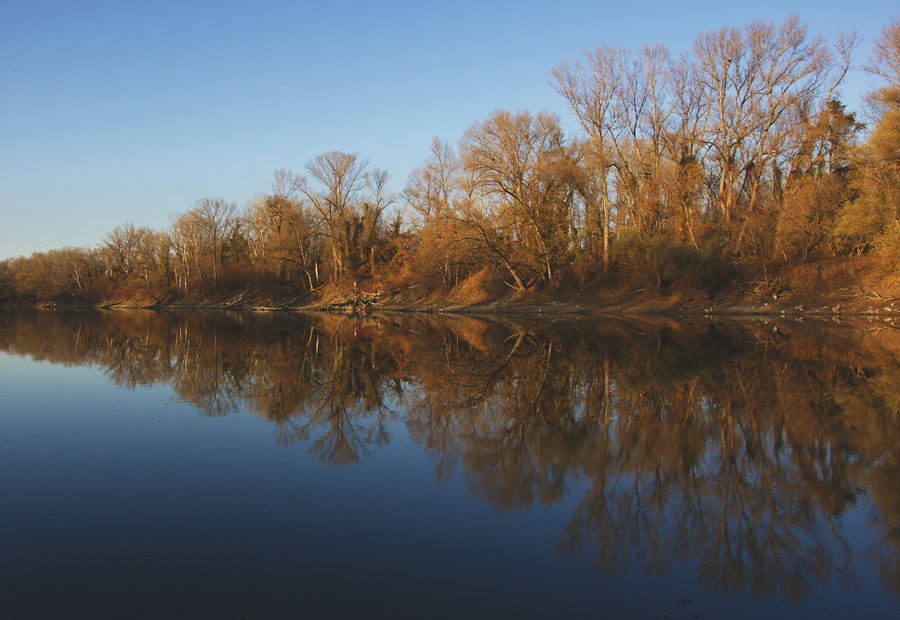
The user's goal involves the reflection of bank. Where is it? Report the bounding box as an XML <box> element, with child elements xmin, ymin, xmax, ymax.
<box><xmin>2</xmin><ymin>308</ymin><xmax>900</xmax><ymax>600</ymax></box>
<box><xmin>869</xmin><ymin>462</ymin><xmax>900</xmax><ymax>599</ymax></box>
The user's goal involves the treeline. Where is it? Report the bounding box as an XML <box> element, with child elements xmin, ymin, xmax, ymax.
<box><xmin>2</xmin><ymin>15</ymin><xmax>898</xmax><ymax>306</ymax></box>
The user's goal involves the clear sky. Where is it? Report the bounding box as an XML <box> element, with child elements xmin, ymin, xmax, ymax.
<box><xmin>1</xmin><ymin>0</ymin><xmax>895</xmax><ymax>259</ymax></box>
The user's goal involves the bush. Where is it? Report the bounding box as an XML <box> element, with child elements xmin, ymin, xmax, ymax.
<box><xmin>876</xmin><ymin>220</ymin><xmax>900</xmax><ymax>267</ymax></box>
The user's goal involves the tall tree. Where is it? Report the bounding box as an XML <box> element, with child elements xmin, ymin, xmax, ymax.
<box><xmin>553</xmin><ymin>47</ymin><xmax>628</xmax><ymax>276</ymax></box>
<box><xmin>404</xmin><ymin>138</ymin><xmax>480</xmax><ymax>289</ymax></box>
<box><xmin>245</xmin><ymin>169</ymin><xmax>319</xmax><ymax>289</ymax></box>
<box><xmin>777</xmin><ymin>100</ymin><xmax>863</xmax><ymax>260</ymax></box>
<box><xmin>301</xmin><ymin>151</ymin><xmax>369</xmax><ymax>279</ymax></box>
<box><xmin>459</xmin><ymin>109</ymin><xmax>572</xmax><ymax>285</ymax></box>
<box><xmin>693</xmin><ymin>16</ymin><xmax>835</xmax><ymax>253</ymax></box>
<box><xmin>101</xmin><ymin>223</ymin><xmax>155</xmax><ymax>279</ymax></box>
<box><xmin>169</xmin><ymin>199</ymin><xmax>240</xmax><ymax>295</ymax></box>
<box><xmin>836</xmin><ymin>17</ymin><xmax>900</xmax><ymax>257</ymax></box>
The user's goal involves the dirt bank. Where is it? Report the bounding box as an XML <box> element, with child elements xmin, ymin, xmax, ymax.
<box><xmin>10</xmin><ymin>257</ymin><xmax>899</xmax><ymax>327</ymax></box>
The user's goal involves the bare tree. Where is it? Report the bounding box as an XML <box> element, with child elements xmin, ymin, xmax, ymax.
<box><xmin>301</xmin><ymin>151</ymin><xmax>369</xmax><ymax>279</ymax></box>
<box><xmin>193</xmin><ymin>198</ymin><xmax>241</xmax><ymax>287</ymax></box>
<box><xmin>552</xmin><ymin>47</ymin><xmax>628</xmax><ymax>276</ymax></box>
<box><xmin>361</xmin><ymin>167</ymin><xmax>398</xmax><ymax>272</ymax></box>
<box><xmin>613</xmin><ymin>44</ymin><xmax>676</xmax><ymax>236</ymax></box>
<box><xmin>664</xmin><ymin>54</ymin><xmax>711</xmax><ymax>248</ymax></box>
<box><xmin>245</xmin><ymin>169</ymin><xmax>320</xmax><ymax>289</ymax></box>
<box><xmin>694</xmin><ymin>16</ymin><xmax>835</xmax><ymax>250</ymax></box>
<box><xmin>101</xmin><ymin>223</ymin><xmax>154</xmax><ymax>279</ymax></box>
<box><xmin>864</xmin><ymin>16</ymin><xmax>900</xmax><ymax>115</ymax></box>
<box><xmin>404</xmin><ymin>138</ymin><xmax>483</xmax><ymax>289</ymax></box>
<box><xmin>168</xmin><ymin>199</ymin><xmax>240</xmax><ymax>295</ymax></box>
<box><xmin>405</xmin><ymin>137</ymin><xmax>461</xmax><ymax>226</ymax></box>
<box><xmin>459</xmin><ymin>109</ymin><xmax>571</xmax><ymax>285</ymax></box>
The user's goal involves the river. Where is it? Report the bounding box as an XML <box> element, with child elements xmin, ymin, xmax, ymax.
<box><xmin>1</xmin><ymin>309</ymin><xmax>898</xmax><ymax>619</ymax></box>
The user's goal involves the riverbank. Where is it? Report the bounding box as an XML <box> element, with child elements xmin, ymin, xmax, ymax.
<box><xmin>321</xmin><ymin>256</ymin><xmax>900</xmax><ymax>326</ymax></box>
<box><xmin>7</xmin><ymin>256</ymin><xmax>899</xmax><ymax>325</ymax></box>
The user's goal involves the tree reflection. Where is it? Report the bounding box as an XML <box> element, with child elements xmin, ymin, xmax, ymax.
<box><xmin>2</xmin><ymin>309</ymin><xmax>899</xmax><ymax>600</ymax></box>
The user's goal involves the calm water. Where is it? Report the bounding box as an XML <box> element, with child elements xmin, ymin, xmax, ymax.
<box><xmin>1</xmin><ymin>309</ymin><xmax>899</xmax><ymax>619</ymax></box>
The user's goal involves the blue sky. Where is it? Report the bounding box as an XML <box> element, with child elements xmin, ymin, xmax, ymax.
<box><xmin>1</xmin><ymin>0</ymin><xmax>895</xmax><ymax>259</ymax></box>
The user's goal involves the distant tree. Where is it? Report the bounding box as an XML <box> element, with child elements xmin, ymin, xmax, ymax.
<box><xmin>101</xmin><ymin>223</ymin><xmax>155</xmax><ymax>280</ymax></box>
<box><xmin>168</xmin><ymin>199</ymin><xmax>240</xmax><ymax>296</ymax></box>
<box><xmin>47</xmin><ymin>247</ymin><xmax>102</xmax><ymax>297</ymax></box>
<box><xmin>405</xmin><ymin>137</ymin><xmax>460</xmax><ymax>226</ymax></box>
<box><xmin>193</xmin><ymin>198</ymin><xmax>241</xmax><ymax>288</ymax></box>
<box><xmin>0</xmin><ymin>259</ymin><xmax>14</xmax><ymax>302</ymax></box>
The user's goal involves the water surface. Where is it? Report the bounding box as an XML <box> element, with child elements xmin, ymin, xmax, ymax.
<box><xmin>1</xmin><ymin>309</ymin><xmax>899</xmax><ymax>619</ymax></box>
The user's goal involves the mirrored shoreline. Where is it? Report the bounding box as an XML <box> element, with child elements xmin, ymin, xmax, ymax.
<box><xmin>2</xmin><ymin>309</ymin><xmax>899</xmax><ymax>618</ymax></box>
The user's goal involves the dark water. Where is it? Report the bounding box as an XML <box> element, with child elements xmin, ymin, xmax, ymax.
<box><xmin>1</xmin><ymin>309</ymin><xmax>899</xmax><ymax>619</ymax></box>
